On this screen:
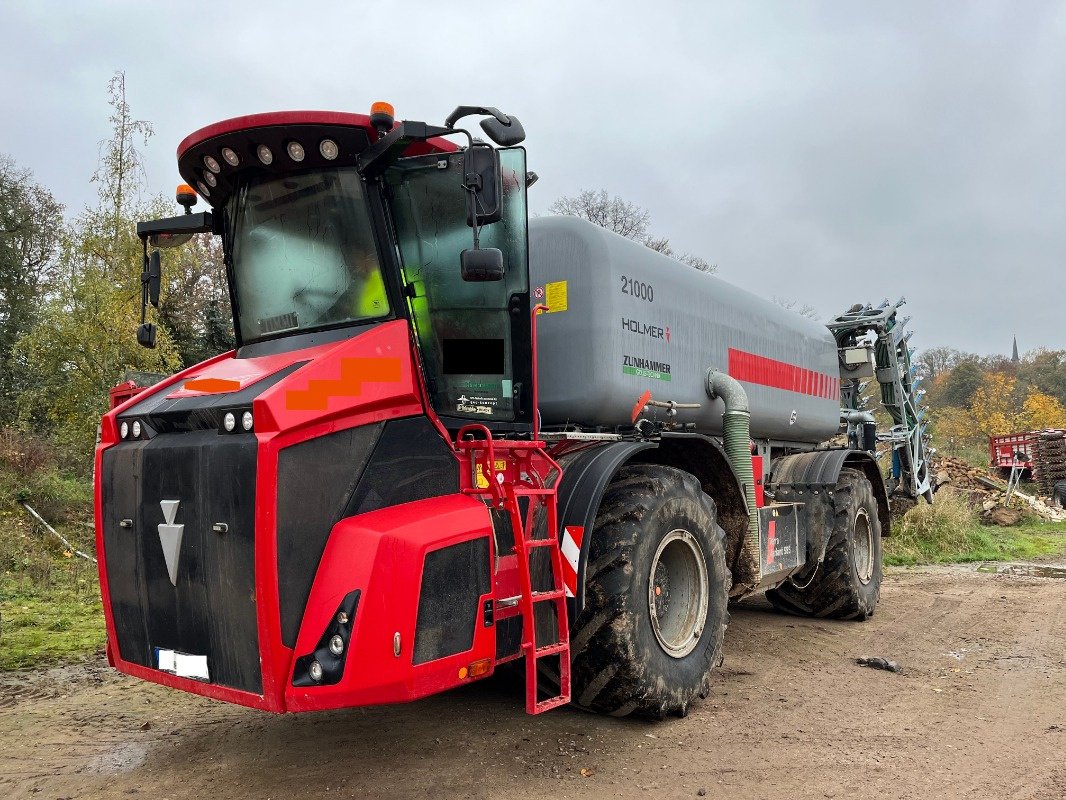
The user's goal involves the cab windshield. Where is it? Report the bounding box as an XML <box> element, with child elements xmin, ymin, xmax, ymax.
<box><xmin>229</xmin><ymin>168</ymin><xmax>388</xmax><ymax>343</ymax></box>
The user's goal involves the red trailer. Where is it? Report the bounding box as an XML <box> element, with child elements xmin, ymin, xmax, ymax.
<box><xmin>990</xmin><ymin>430</ymin><xmax>1066</xmax><ymax>488</ymax></box>
<box><xmin>989</xmin><ymin>432</ymin><xmax>1037</xmax><ymax>477</ymax></box>
<box><xmin>108</xmin><ymin>372</ymin><xmax>166</xmax><ymax>409</ymax></box>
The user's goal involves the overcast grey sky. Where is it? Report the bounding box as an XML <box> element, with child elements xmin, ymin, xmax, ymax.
<box><xmin>1</xmin><ymin>1</ymin><xmax>1063</xmax><ymax>356</ymax></box>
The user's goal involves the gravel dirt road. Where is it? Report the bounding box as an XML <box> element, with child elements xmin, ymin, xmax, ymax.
<box><xmin>2</xmin><ymin>564</ymin><xmax>1064</xmax><ymax>800</ymax></box>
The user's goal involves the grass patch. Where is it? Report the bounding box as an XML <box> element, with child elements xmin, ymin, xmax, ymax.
<box><xmin>0</xmin><ymin>577</ymin><xmax>106</xmax><ymax>670</ymax></box>
<box><xmin>1</xmin><ymin>456</ymin><xmax>103</xmax><ymax>669</ymax></box>
<box><xmin>885</xmin><ymin>490</ymin><xmax>1066</xmax><ymax>566</ymax></box>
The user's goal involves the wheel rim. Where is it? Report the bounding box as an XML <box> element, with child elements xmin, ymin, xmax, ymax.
<box><xmin>648</xmin><ymin>529</ymin><xmax>709</xmax><ymax>659</ymax></box>
<box><xmin>854</xmin><ymin>508</ymin><xmax>874</xmax><ymax>585</ymax></box>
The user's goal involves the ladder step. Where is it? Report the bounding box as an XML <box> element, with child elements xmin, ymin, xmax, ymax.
<box><xmin>532</xmin><ymin>641</ymin><xmax>569</xmax><ymax>658</ymax></box>
<box><xmin>525</xmin><ymin>539</ymin><xmax>557</xmax><ymax>548</ymax></box>
<box><xmin>533</xmin><ymin>696</ymin><xmax>570</xmax><ymax>714</ymax></box>
<box><xmin>531</xmin><ymin>589</ymin><xmax>565</xmax><ymax>602</ymax></box>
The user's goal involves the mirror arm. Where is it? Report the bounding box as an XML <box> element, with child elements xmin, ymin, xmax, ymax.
<box><xmin>139</xmin><ymin>236</ymin><xmax>149</xmax><ymax>325</ymax></box>
<box><xmin>135</xmin><ymin>235</ymin><xmax>158</xmax><ymax>349</ymax></box>
<box><xmin>136</xmin><ymin>211</ymin><xmax>213</xmax><ymax>237</ymax></box>
<box><xmin>357</xmin><ymin>120</ymin><xmax>454</xmax><ymax>178</ymax></box>
<box><xmin>444</xmin><ymin>105</ymin><xmax>509</xmax><ymax>129</ymax></box>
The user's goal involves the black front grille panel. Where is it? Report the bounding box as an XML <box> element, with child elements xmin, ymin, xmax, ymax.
<box><xmin>414</xmin><ymin>537</ymin><xmax>490</xmax><ymax>665</ymax></box>
<box><xmin>101</xmin><ymin>431</ymin><xmax>261</xmax><ymax>694</ymax></box>
<box><xmin>275</xmin><ymin>416</ymin><xmax>460</xmax><ymax>649</ymax></box>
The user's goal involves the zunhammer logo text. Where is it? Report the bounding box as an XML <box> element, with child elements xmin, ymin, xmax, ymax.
<box><xmin>622</xmin><ymin>318</ymin><xmax>667</xmax><ymax>340</ymax></box>
<box><xmin>622</xmin><ymin>355</ymin><xmax>672</xmax><ymax>382</ymax></box>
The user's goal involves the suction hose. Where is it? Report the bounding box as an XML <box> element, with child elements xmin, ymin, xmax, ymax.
<box><xmin>706</xmin><ymin>369</ymin><xmax>760</xmax><ymax>568</ymax></box>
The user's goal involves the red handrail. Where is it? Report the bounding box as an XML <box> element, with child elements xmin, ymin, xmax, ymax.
<box><xmin>530</xmin><ymin>304</ymin><xmax>548</xmax><ymax>439</ymax></box>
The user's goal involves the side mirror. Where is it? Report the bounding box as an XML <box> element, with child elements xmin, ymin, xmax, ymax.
<box><xmin>480</xmin><ymin>114</ymin><xmax>525</xmax><ymax>147</ymax></box>
<box><xmin>463</xmin><ymin>144</ymin><xmax>502</xmax><ymax>226</ymax></box>
<box><xmin>147</xmin><ymin>250</ymin><xmax>161</xmax><ymax>307</ymax></box>
<box><xmin>137</xmin><ymin>322</ymin><xmax>157</xmax><ymax>349</ymax></box>
<box><xmin>461</xmin><ymin>248</ymin><xmax>505</xmax><ymax>282</ymax></box>
<box><xmin>150</xmin><ymin>232</ymin><xmax>192</xmax><ymax>249</ymax></box>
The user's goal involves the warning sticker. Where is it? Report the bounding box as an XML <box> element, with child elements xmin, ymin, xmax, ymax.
<box><xmin>544</xmin><ymin>280</ymin><xmax>568</xmax><ymax>313</ymax></box>
<box><xmin>475</xmin><ymin>459</ymin><xmax>509</xmax><ymax>489</ymax></box>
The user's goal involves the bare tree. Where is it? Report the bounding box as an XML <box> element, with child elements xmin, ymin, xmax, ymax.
<box><xmin>771</xmin><ymin>296</ymin><xmax>820</xmax><ymax>321</ymax></box>
<box><xmin>549</xmin><ymin>189</ymin><xmax>650</xmax><ymax>239</ymax></box>
<box><xmin>550</xmin><ymin>189</ymin><xmax>716</xmax><ymax>273</ymax></box>
<box><xmin>92</xmin><ymin>71</ymin><xmax>153</xmax><ymax>246</ymax></box>
<box><xmin>916</xmin><ymin>346</ymin><xmax>966</xmax><ymax>381</ymax></box>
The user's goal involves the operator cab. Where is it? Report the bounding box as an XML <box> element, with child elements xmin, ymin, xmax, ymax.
<box><xmin>138</xmin><ymin>105</ymin><xmax>534</xmax><ymax>429</ymax></box>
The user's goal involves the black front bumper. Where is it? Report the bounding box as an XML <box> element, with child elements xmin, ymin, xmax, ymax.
<box><xmin>101</xmin><ymin>430</ymin><xmax>261</xmax><ymax>693</ymax></box>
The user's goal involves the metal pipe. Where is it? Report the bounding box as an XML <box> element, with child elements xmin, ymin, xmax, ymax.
<box><xmin>706</xmin><ymin>369</ymin><xmax>759</xmax><ymax>563</ymax></box>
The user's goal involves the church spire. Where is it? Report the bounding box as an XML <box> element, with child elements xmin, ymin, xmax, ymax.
<box><xmin>1012</xmin><ymin>335</ymin><xmax>1020</xmax><ymax>363</ymax></box>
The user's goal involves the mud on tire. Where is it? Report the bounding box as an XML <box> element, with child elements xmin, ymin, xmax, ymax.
<box><xmin>567</xmin><ymin>464</ymin><xmax>730</xmax><ymax>718</ymax></box>
<box><xmin>766</xmin><ymin>468</ymin><xmax>882</xmax><ymax>620</ymax></box>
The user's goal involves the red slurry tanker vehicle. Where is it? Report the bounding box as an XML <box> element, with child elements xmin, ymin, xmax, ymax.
<box><xmin>96</xmin><ymin>102</ymin><xmax>930</xmax><ymax>718</ymax></box>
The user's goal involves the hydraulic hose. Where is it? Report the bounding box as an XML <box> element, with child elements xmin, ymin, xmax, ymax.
<box><xmin>706</xmin><ymin>369</ymin><xmax>759</xmax><ymax>569</ymax></box>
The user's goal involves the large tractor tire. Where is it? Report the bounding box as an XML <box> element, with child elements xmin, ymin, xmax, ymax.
<box><xmin>766</xmin><ymin>468</ymin><xmax>882</xmax><ymax>620</ymax></box>
<box><xmin>567</xmin><ymin>464</ymin><xmax>730</xmax><ymax>718</ymax></box>
<box><xmin>1051</xmin><ymin>480</ymin><xmax>1066</xmax><ymax>509</ymax></box>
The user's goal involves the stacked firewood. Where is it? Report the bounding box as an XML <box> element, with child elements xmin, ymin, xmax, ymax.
<box><xmin>1033</xmin><ymin>430</ymin><xmax>1066</xmax><ymax>495</ymax></box>
<box><xmin>933</xmin><ymin>455</ymin><xmax>1004</xmax><ymax>497</ymax></box>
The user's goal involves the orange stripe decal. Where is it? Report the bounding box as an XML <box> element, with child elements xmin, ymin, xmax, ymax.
<box><xmin>183</xmin><ymin>377</ymin><xmax>242</xmax><ymax>393</ymax></box>
<box><xmin>285</xmin><ymin>357</ymin><xmax>402</xmax><ymax>411</ymax></box>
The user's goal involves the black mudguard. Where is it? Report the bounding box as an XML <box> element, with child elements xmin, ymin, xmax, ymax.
<box><xmin>768</xmin><ymin>449</ymin><xmax>891</xmax><ymax>566</ymax></box>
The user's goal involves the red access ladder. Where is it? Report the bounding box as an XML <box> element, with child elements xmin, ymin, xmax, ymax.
<box><xmin>455</xmin><ymin>425</ymin><xmax>571</xmax><ymax>714</ymax></box>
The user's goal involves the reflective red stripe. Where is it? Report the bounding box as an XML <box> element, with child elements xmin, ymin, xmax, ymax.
<box><xmin>561</xmin><ymin>526</ymin><xmax>583</xmax><ymax>598</ymax></box>
<box><xmin>728</xmin><ymin>347</ymin><xmax>837</xmax><ymax>400</ymax></box>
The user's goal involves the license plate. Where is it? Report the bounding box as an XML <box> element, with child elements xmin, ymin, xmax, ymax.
<box><xmin>155</xmin><ymin>648</ymin><xmax>210</xmax><ymax>681</ymax></box>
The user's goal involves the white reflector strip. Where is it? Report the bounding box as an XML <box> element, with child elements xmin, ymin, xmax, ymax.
<box><xmin>156</xmin><ymin>648</ymin><xmax>210</xmax><ymax>681</ymax></box>
<box><xmin>560</xmin><ymin>533</ymin><xmax>580</xmax><ymax>571</ymax></box>
<box><xmin>560</xmin><ymin>525</ymin><xmax>584</xmax><ymax>598</ymax></box>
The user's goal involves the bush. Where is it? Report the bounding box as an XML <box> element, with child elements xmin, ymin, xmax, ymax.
<box><xmin>0</xmin><ymin>428</ymin><xmax>92</xmax><ymax>522</ymax></box>
<box><xmin>886</xmin><ymin>489</ymin><xmax>1064</xmax><ymax>565</ymax></box>
<box><xmin>898</xmin><ymin>489</ymin><xmax>978</xmax><ymax>546</ymax></box>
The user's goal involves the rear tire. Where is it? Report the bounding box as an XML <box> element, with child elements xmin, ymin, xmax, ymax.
<box><xmin>1052</xmin><ymin>481</ymin><xmax>1066</xmax><ymax>509</ymax></box>
<box><xmin>568</xmin><ymin>464</ymin><xmax>730</xmax><ymax>718</ymax></box>
<box><xmin>766</xmin><ymin>468</ymin><xmax>882</xmax><ymax>620</ymax></box>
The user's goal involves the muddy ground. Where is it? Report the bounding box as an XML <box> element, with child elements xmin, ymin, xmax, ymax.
<box><xmin>2</xmin><ymin>565</ymin><xmax>1064</xmax><ymax>800</ymax></box>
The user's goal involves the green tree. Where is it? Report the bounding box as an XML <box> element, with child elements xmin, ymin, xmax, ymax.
<box><xmin>13</xmin><ymin>72</ymin><xmax>179</xmax><ymax>464</ymax></box>
<box><xmin>939</xmin><ymin>360</ymin><xmax>985</xmax><ymax>408</ymax></box>
<box><xmin>14</xmin><ymin>266</ymin><xmax>179</xmax><ymax>456</ymax></box>
<box><xmin>930</xmin><ymin>406</ymin><xmax>982</xmax><ymax>455</ymax></box>
<box><xmin>1017</xmin><ymin>349</ymin><xmax>1066</xmax><ymax>407</ymax></box>
<box><xmin>157</xmin><ymin>234</ymin><xmax>234</xmax><ymax>366</ymax></box>
<box><xmin>0</xmin><ymin>156</ymin><xmax>64</xmax><ymax>423</ymax></box>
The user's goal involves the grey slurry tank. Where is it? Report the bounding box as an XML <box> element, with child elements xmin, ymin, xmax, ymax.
<box><xmin>529</xmin><ymin>216</ymin><xmax>840</xmax><ymax>443</ymax></box>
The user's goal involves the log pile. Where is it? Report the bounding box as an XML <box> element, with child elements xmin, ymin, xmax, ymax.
<box><xmin>932</xmin><ymin>455</ymin><xmax>1066</xmax><ymax>523</ymax></box>
<box><xmin>933</xmin><ymin>456</ymin><xmax>1005</xmax><ymax>497</ymax></box>
<box><xmin>1033</xmin><ymin>430</ymin><xmax>1066</xmax><ymax>495</ymax></box>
